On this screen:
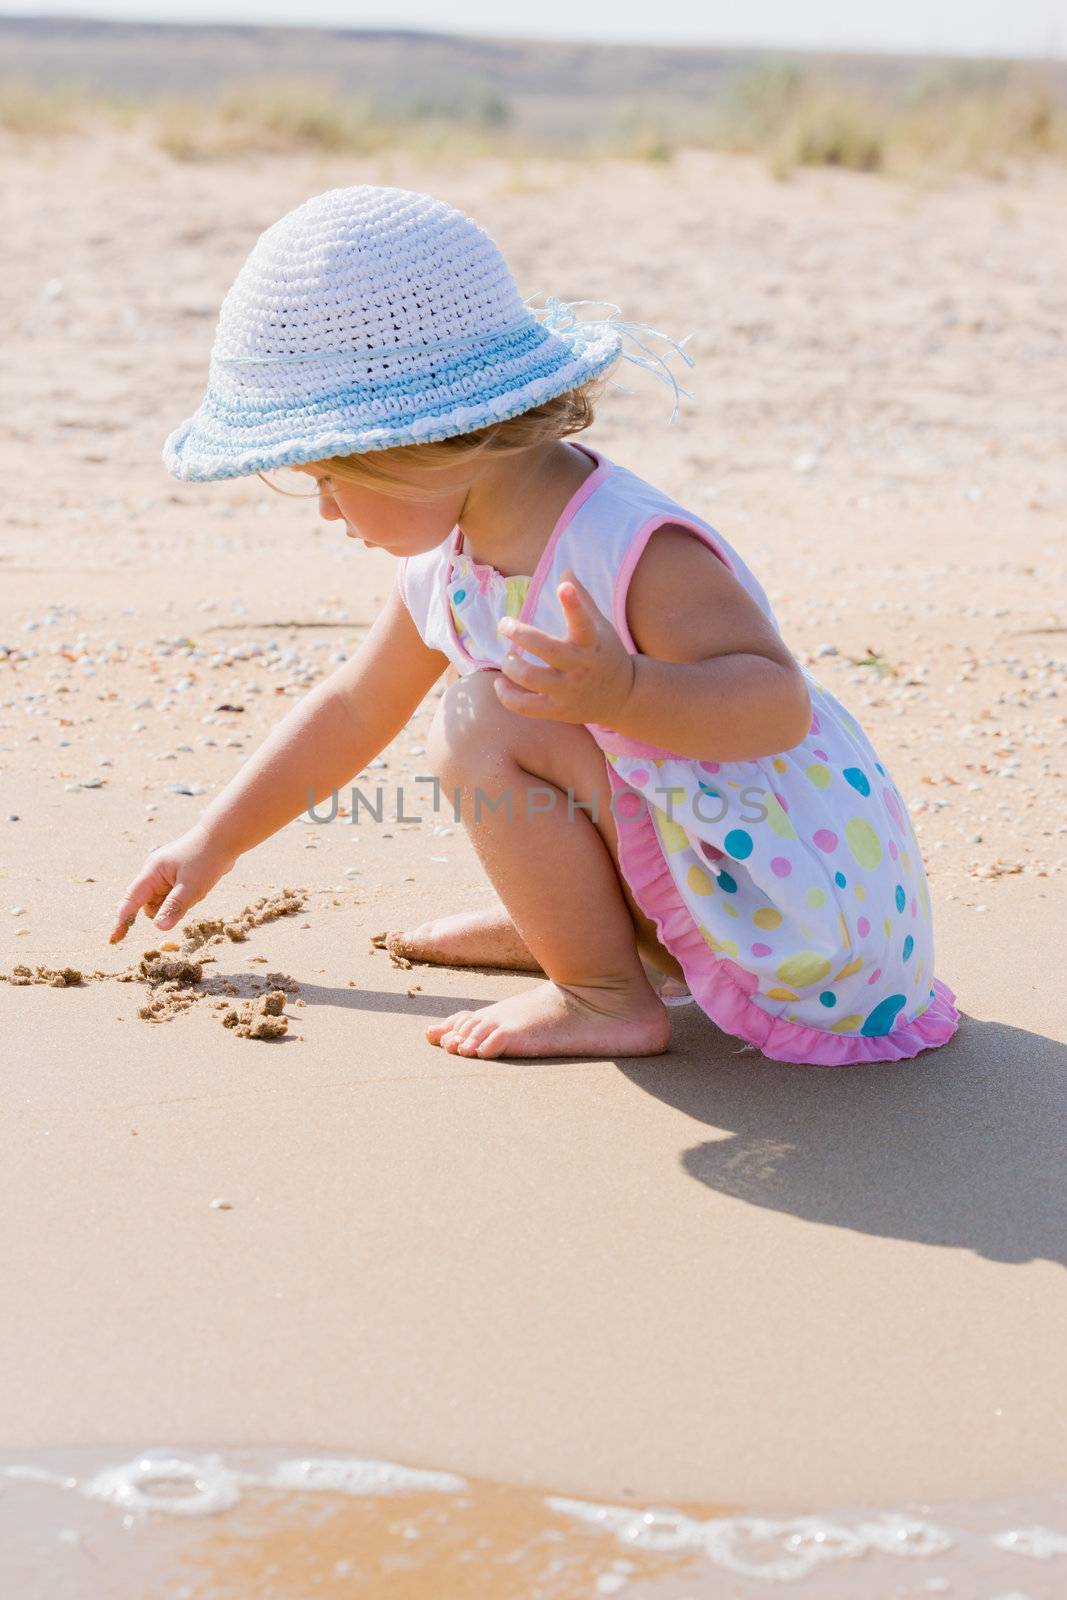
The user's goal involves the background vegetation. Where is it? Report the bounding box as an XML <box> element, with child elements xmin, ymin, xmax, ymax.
<box><xmin>1</xmin><ymin>18</ymin><xmax>1065</xmax><ymax>178</ymax></box>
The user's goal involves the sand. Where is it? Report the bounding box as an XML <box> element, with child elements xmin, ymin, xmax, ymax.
<box><xmin>0</xmin><ymin>125</ymin><xmax>1065</xmax><ymax>1587</ymax></box>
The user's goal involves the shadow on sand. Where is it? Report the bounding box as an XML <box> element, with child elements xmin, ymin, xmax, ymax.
<box><xmin>619</xmin><ymin>1005</ymin><xmax>1067</xmax><ymax>1267</ymax></box>
<box><xmin>298</xmin><ymin>973</ymin><xmax>1065</xmax><ymax>1267</ymax></box>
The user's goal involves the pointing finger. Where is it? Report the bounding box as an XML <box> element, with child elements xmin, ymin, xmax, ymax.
<box><xmin>109</xmin><ymin>861</ymin><xmax>171</xmax><ymax>944</ymax></box>
<box><xmin>108</xmin><ymin>910</ymin><xmax>138</xmax><ymax>946</ymax></box>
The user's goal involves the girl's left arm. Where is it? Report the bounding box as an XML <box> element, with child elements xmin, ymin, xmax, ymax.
<box><xmin>613</xmin><ymin>523</ymin><xmax>813</xmax><ymax>761</ymax></box>
<box><xmin>495</xmin><ymin>524</ymin><xmax>812</xmax><ymax>761</ymax></box>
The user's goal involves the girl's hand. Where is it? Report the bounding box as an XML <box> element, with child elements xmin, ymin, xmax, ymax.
<box><xmin>108</xmin><ymin>824</ymin><xmax>237</xmax><ymax>944</ymax></box>
<box><xmin>494</xmin><ymin>569</ymin><xmax>636</xmax><ymax>726</ymax></box>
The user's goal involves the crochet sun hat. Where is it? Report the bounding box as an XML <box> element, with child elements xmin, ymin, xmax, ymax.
<box><xmin>162</xmin><ymin>185</ymin><xmax>695</xmax><ymax>482</ymax></box>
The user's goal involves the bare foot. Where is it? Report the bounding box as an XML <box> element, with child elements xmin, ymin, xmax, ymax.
<box><xmin>382</xmin><ymin>905</ymin><xmax>543</xmax><ymax>972</ymax></box>
<box><xmin>425</xmin><ymin>977</ymin><xmax>671</xmax><ymax>1061</ymax></box>
<box><xmin>382</xmin><ymin>906</ymin><xmax>690</xmax><ymax>1004</ymax></box>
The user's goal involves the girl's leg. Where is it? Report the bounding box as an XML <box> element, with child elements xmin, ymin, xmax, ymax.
<box><xmin>387</xmin><ymin>664</ymin><xmax>549</xmax><ymax>970</ymax></box>
<box><xmin>382</xmin><ymin>906</ymin><xmax>692</xmax><ymax>1002</ymax></box>
<box><xmin>384</xmin><ymin>903</ymin><xmax>543</xmax><ymax>973</ymax></box>
<box><xmin>420</xmin><ymin>670</ymin><xmax>675</xmax><ymax>1060</ymax></box>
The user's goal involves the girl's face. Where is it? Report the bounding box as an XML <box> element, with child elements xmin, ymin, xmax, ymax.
<box><xmin>299</xmin><ymin>463</ymin><xmax>470</xmax><ymax>556</ymax></box>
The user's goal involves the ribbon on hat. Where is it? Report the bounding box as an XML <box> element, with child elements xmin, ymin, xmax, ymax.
<box><xmin>525</xmin><ymin>294</ymin><xmax>697</xmax><ymax>426</ymax></box>
<box><xmin>215</xmin><ymin>291</ymin><xmax>697</xmax><ymax>425</ymax></box>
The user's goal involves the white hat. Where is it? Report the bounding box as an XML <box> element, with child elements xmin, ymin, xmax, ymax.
<box><xmin>162</xmin><ymin>184</ymin><xmax>695</xmax><ymax>481</ymax></box>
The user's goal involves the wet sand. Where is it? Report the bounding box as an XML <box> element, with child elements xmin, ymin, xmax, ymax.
<box><xmin>1</xmin><ymin>127</ymin><xmax>1065</xmax><ymax>1590</ymax></box>
<box><xmin>3</xmin><ymin>1447</ymin><xmax>1066</xmax><ymax>1598</ymax></box>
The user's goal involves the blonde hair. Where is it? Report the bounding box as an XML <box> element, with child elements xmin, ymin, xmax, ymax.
<box><xmin>313</xmin><ymin>371</ymin><xmax>615</xmax><ymax>503</ymax></box>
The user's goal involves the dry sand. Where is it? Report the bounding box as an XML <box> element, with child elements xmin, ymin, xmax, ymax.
<box><xmin>0</xmin><ymin>127</ymin><xmax>1065</xmax><ymax>1586</ymax></box>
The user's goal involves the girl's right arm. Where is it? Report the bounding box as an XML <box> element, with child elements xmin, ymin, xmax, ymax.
<box><xmin>109</xmin><ymin>585</ymin><xmax>449</xmax><ymax>942</ymax></box>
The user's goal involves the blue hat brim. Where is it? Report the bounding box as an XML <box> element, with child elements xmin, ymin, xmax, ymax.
<box><xmin>162</xmin><ymin>322</ymin><xmax>623</xmax><ymax>483</ymax></box>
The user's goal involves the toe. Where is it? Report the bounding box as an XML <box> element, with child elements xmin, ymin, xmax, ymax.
<box><xmin>453</xmin><ymin>1013</ymin><xmax>485</xmax><ymax>1045</ymax></box>
<box><xmin>456</xmin><ymin>1019</ymin><xmax>495</xmax><ymax>1056</ymax></box>
<box><xmin>473</xmin><ymin>1027</ymin><xmax>511</xmax><ymax>1060</ymax></box>
<box><xmin>426</xmin><ymin>1009</ymin><xmax>472</xmax><ymax>1043</ymax></box>
<box><xmin>437</xmin><ymin>1015</ymin><xmax>477</xmax><ymax>1052</ymax></box>
<box><xmin>442</xmin><ymin>1012</ymin><xmax>490</xmax><ymax>1054</ymax></box>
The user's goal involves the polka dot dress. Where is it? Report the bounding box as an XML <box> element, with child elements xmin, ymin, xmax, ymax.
<box><xmin>601</xmin><ymin>684</ymin><xmax>954</xmax><ymax>1063</ymax></box>
<box><xmin>399</xmin><ymin>440</ymin><xmax>960</xmax><ymax>1066</ymax></box>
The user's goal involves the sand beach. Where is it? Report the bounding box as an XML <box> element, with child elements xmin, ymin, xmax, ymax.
<box><xmin>1</xmin><ymin>123</ymin><xmax>1065</xmax><ymax>1594</ymax></box>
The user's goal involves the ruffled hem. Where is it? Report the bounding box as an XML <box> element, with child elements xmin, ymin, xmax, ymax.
<box><xmin>606</xmin><ymin>766</ymin><xmax>962</xmax><ymax>1067</ymax></box>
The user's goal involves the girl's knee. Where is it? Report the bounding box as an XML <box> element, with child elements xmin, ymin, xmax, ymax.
<box><xmin>426</xmin><ymin>667</ymin><xmax>604</xmax><ymax>794</ymax></box>
<box><xmin>425</xmin><ymin>669</ymin><xmax>510</xmax><ymax>779</ymax></box>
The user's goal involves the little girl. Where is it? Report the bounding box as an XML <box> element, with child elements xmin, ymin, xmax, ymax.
<box><xmin>110</xmin><ymin>184</ymin><xmax>960</xmax><ymax>1067</ymax></box>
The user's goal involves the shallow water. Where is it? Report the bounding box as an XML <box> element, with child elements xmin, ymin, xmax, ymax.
<box><xmin>1</xmin><ymin>1447</ymin><xmax>1064</xmax><ymax>1598</ymax></box>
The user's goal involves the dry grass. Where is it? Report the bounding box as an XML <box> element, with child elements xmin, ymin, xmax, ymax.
<box><xmin>152</xmin><ymin>79</ymin><xmax>390</xmax><ymax>161</ymax></box>
<box><xmin>709</xmin><ymin>57</ymin><xmax>1067</xmax><ymax>179</ymax></box>
<box><xmin>1</xmin><ymin>61</ymin><xmax>1064</xmax><ymax>179</ymax></box>
<box><xmin>892</xmin><ymin>66</ymin><xmax>1067</xmax><ymax>177</ymax></box>
<box><xmin>152</xmin><ymin>74</ymin><xmax>512</xmax><ymax>162</ymax></box>
<box><xmin>0</xmin><ymin>81</ymin><xmax>138</xmax><ymax>137</ymax></box>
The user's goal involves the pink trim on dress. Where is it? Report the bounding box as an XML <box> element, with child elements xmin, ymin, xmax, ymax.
<box><xmin>611</xmin><ymin>514</ymin><xmax>736</xmax><ymax>653</ymax></box>
<box><xmin>586</xmin><ymin>724</ymin><xmax>677</xmax><ymax>760</ymax></box>
<box><xmin>581</xmin><ymin>515</ymin><xmax>742</xmax><ymax>759</ymax></box>
<box><xmin>442</xmin><ymin>440</ymin><xmax>612</xmax><ymax>672</ymax></box>
<box><xmin>604</xmin><ymin>763</ymin><xmax>961</xmax><ymax>1066</ymax></box>
<box><xmin>518</xmin><ymin>442</ymin><xmax>612</xmax><ymax>624</ymax></box>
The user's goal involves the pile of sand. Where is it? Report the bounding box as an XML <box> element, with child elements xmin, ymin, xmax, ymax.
<box><xmin>3</xmin><ymin>890</ymin><xmax>308</xmax><ymax>1040</ymax></box>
